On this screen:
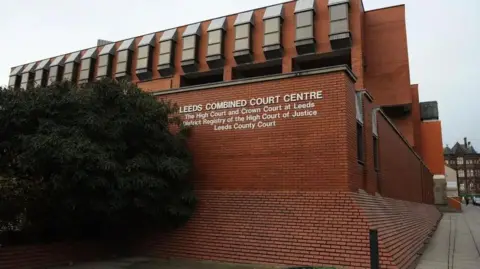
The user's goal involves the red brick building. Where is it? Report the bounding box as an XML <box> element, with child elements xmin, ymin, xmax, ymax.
<box><xmin>5</xmin><ymin>0</ymin><xmax>445</xmax><ymax>268</ymax></box>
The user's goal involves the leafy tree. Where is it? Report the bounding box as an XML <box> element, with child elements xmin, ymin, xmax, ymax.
<box><xmin>0</xmin><ymin>79</ymin><xmax>195</xmax><ymax>243</ymax></box>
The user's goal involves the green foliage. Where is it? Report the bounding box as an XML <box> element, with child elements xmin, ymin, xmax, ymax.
<box><xmin>0</xmin><ymin>79</ymin><xmax>195</xmax><ymax>243</ymax></box>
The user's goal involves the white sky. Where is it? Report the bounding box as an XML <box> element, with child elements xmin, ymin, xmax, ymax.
<box><xmin>1</xmin><ymin>0</ymin><xmax>479</xmax><ymax>146</ymax></box>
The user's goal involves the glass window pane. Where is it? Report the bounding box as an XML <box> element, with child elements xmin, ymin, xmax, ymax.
<box><xmin>296</xmin><ymin>26</ymin><xmax>313</xmax><ymax>41</ymax></box>
<box><xmin>137</xmin><ymin>58</ymin><xmax>148</xmax><ymax>69</ymax></box>
<box><xmin>208</xmin><ymin>30</ymin><xmax>221</xmax><ymax>44</ymax></box>
<box><xmin>97</xmin><ymin>66</ymin><xmax>107</xmax><ymax>76</ymax></box>
<box><xmin>20</xmin><ymin>82</ymin><xmax>27</xmax><ymax>89</ymax></box>
<box><xmin>34</xmin><ymin>70</ymin><xmax>43</xmax><ymax>81</ymax></box>
<box><xmin>160</xmin><ymin>41</ymin><xmax>171</xmax><ymax>54</ymax></box>
<box><xmin>98</xmin><ymin>55</ymin><xmax>109</xmax><ymax>67</ymax></box>
<box><xmin>64</xmin><ymin>63</ymin><xmax>73</xmax><ymax>74</ymax></box>
<box><xmin>207</xmin><ymin>44</ymin><xmax>221</xmax><ymax>56</ymax></box>
<box><xmin>8</xmin><ymin>76</ymin><xmax>16</xmax><ymax>86</ymax></box>
<box><xmin>117</xmin><ymin>50</ymin><xmax>128</xmax><ymax>63</ymax></box>
<box><xmin>50</xmin><ymin>66</ymin><xmax>58</xmax><ymax>76</ymax></box>
<box><xmin>81</xmin><ymin>59</ymin><xmax>90</xmax><ymax>70</ymax></box>
<box><xmin>264</xmin><ymin>18</ymin><xmax>280</xmax><ymax>34</ymax></box>
<box><xmin>116</xmin><ymin>62</ymin><xmax>126</xmax><ymax>73</ymax></box>
<box><xmin>21</xmin><ymin>73</ymin><xmax>29</xmax><ymax>83</ymax></box>
<box><xmin>330</xmin><ymin>4</ymin><xmax>348</xmax><ymax>20</ymax></box>
<box><xmin>235</xmin><ymin>38</ymin><xmax>249</xmax><ymax>51</ymax></box>
<box><xmin>330</xmin><ymin>19</ymin><xmax>349</xmax><ymax>34</ymax></box>
<box><xmin>264</xmin><ymin>32</ymin><xmax>280</xmax><ymax>46</ymax></box>
<box><xmin>235</xmin><ymin>24</ymin><xmax>249</xmax><ymax>39</ymax></box>
<box><xmin>138</xmin><ymin>46</ymin><xmax>150</xmax><ymax>58</ymax></box>
<box><xmin>79</xmin><ymin>69</ymin><xmax>90</xmax><ymax>80</ymax></box>
<box><xmin>296</xmin><ymin>11</ymin><xmax>313</xmax><ymax>28</ymax></box>
<box><xmin>158</xmin><ymin>54</ymin><xmax>171</xmax><ymax>65</ymax></box>
<box><xmin>182</xmin><ymin>48</ymin><xmax>195</xmax><ymax>61</ymax></box>
<box><xmin>183</xmin><ymin>36</ymin><xmax>195</xmax><ymax>50</ymax></box>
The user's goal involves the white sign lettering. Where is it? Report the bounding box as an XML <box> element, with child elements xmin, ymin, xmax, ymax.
<box><xmin>179</xmin><ymin>90</ymin><xmax>323</xmax><ymax>131</ymax></box>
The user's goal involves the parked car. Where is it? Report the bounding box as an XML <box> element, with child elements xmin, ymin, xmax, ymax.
<box><xmin>473</xmin><ymin>196</ymin><xmax>480</xmax><ymax>206</ymax></box>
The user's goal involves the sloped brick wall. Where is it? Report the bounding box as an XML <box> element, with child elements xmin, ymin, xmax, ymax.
<box><xmin>137</xmin><ymin>191</ymin><xmax>372</xmax><ymax>268</ymax></box>
<box><xmin>355</xmin><ymin>192</ymin><xmax>441</xmax><ymax>269</ymax></box>
<box><xmin>135</xmin><ymin>191</ymin><xmax>440</xmax><ymax>269</ymax></box>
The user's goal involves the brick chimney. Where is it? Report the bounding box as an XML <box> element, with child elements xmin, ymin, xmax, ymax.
<box><xmin>464</xmin><ymin>137</ymin><xmax>468</xmax><ymax>147</ymax></box>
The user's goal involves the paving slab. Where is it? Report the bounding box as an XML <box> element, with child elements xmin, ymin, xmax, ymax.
<box><xmin>416</xmin><ymin>205</ymin><xmax>480</xmax><ymax>269</ymax></box>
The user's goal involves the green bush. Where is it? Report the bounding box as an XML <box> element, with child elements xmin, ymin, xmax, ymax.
<box><xmin>0</xmin><ymin>79</ymin><xmax>195</xmax><ymax>243</ymax></box>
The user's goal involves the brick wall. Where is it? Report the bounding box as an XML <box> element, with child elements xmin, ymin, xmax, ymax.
<box><xmin>158</xmin><ymin>70</ymin><xmax>355</xmax><ymax>192</ymax></box>
<box><xmin>376</xmin><ymin>113</ymin><xmax>427</xmax><ymax>203</ymax></box>
<box><xmin>140</xmin><ymin>68</ymin><xmax>440</xmax><ymax>269</ymax></box>
<box><xmin>355</xmin><ymin>192</ymin><xmax>441</xmax><ymax>269</ymax></box>
<box><xmin>420</xmin><ymin>121</ymin><xmax>445</xmax><ymax>175</ymax></box>
<box><xmin>135</xmin><ymin>190</ymin><xmax>440</xmax><ymax>269</ymax></box>
<box><xmin>363</xmin><ymin>5</ymin><xmax>412</xmax><ymax>106</ymax></box>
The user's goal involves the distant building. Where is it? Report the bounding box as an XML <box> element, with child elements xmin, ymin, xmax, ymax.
<box><xmin>444</xmin><ymin>138</ymin><xmax>480</xmax><ymax>196</ymax></box>
<box><xmin>445</xmin><ymin>165</ymin><xmax>458</xmax><ymax>197</ymax></box>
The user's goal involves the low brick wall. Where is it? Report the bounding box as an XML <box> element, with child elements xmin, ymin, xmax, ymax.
<box><xmin>135</xmin><ymin>191</ymin><xmax>441</xmax><ymax>269</ymax></box>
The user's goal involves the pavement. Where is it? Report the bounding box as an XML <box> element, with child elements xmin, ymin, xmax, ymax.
<box><xmin>416</xmin><ymin>205</ymin><xmax>480</xmax><ymax>269</ymax></box>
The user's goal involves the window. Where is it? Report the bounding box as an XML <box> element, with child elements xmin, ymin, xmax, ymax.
<box><xmin>181</xmin><ymin>23</ymin><xmax>201</xmax><ymax>68</ymax></box>
<box><xmin>328</xmin><ymin>0</ymin><xmax>351</xmax><ymax>49</ymax></box>
<box><xmin>63</xmin><ymin>62</ymin><xmax>78</xmax><ymax>82</ymax></box>
<box><xmin>8</xmin><ymin>76</ymin><xmax>18</xmax><ymax>88</ymax></box>
<box><xmin>115</xmin><ymin>39</ymin><xmax>134</xmax><ymax>78</ymax></box>
<box><xmin>373</xmin><ymin>136</ymin><xmax>379</xmax><ymax>170</ymax></box>
<box><xmin>8</xmin><ymin>65</ymin><xmax>24</xmax><ymax>88</ymax></box>
<box><xmin>234</xmin><ymin>24</ymin><xmax>251</xmax><ymax>52</ymax></box>
<box><xmin>262</xmin><ymin>4</ymin><xmax>283</xmax><ymax>58</ymax></box>
<box><xmin>295</xmin><ymin>11</ymin><xmax>314</xmax><ymax>41</ymax></box>
<box><xmin>160</xmin><ymin>41</ymin><xmax>171</xmax><ymax>54</ymax></box>
<box><xmin>79</xmin><ymin>57</ymin><xmax>96</xmax><ymax>83</ymax></box>
<box><xmin>297</xmin><ymin>12</ymin><xmax>313</xmax><ymax>27</ymax></box>
<box><xmin>357</xmin><ymin>122</ymin><xmax>364</xmax><ymax>163</ymax></box>
<box><xmin>34</xmin><ymin>70</ymin><xmax>43</xmax><ymax>86</ymax></box>
<box><xmin>264</xmin><ymin>18</ymin><xmax>281</xmax><ymax>47</ymax></box>
<box><xmin>182</xmin><ymin>35</ymin><xmax>196</xmax><ymax>61</ymax></box>
<box><xmin>116</xmin><ymin>49</ymin><xmax>132</xmax><ymax>77</ymax></box>
<box><xmin>467</xmin><ymin>169</ymin><xmax>474</xmax><ymax>177</ymax></box>
<box><xmin>207</xmin><ymin>29</ymin><xmax>222</xmax><ymax>57</ymax></box>
<box><xmin>458</xmin><ymin>170</ymin><xmax>465</xmax><ymax>178</ymax></box>
<box><xmin>136</xmin><ymin>33</ymin><xmax>155</xmax><ymax>77</ymax></box>
<box><xmin>158</xmin><ymin>48</ymin><xmax>171</xmax><ymax>65</ymax></box>
<box><xmin>20</xmin><ymin>73</ymin><xmax>30</xmax><ymax>89</ymax></box>
<box><xmin>97</xmin><ymin>54</ymin><xmax>111</xmax><ymax>78</ymax></box>
<box><xmin>63</xmin><ymin>52</ymin><xmax>80</xmax><ymax>83</ymax></box>
<box><xmin>136</xmin><ymin>45</ymin><xmax>152</xmax><ymax>73</ymax></box>
<box><xmin>476</xmin><ymin>170</ymin><xmax>480</xmax><ymax>177</ymax></box>
<box><xmin>48</xmin><ymin>66</ymin><xmax>59</xmax><ymax>84</ymax></box>
<box><xmin>457</xmin><ymin>157</ymin><xmax>464</xmax><ymax>165</ymax></box>
<box><xmin>158</xmin><ymin>28</ymin><xmax>177</xmax><ymax>76</ymax></box>
<box><xmin>233</xmin><ymin>10</ymin><xmax>254</xmax><ymax>62</ymax></box>
<box><xmin>467</xmin><ymin>160</ymin><xmax>473</xmax><ymax>165</ymax></box>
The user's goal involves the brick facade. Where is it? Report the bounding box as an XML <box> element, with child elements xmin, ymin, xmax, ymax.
<box><xmin>3</xmin><ymin>0</ymin><xmax>443</xmax><ymax>268</ymax></box>
<box><xmin>133</xmin><ymin>69</ymin><xmax>438</xmax><ymax>269</ymax></box>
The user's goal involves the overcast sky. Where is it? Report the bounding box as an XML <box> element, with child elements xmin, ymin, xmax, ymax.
<box><xmin>1</xmin><ymin>0</ymin><xmax>479</xmax><ymax>147</ymax></box>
